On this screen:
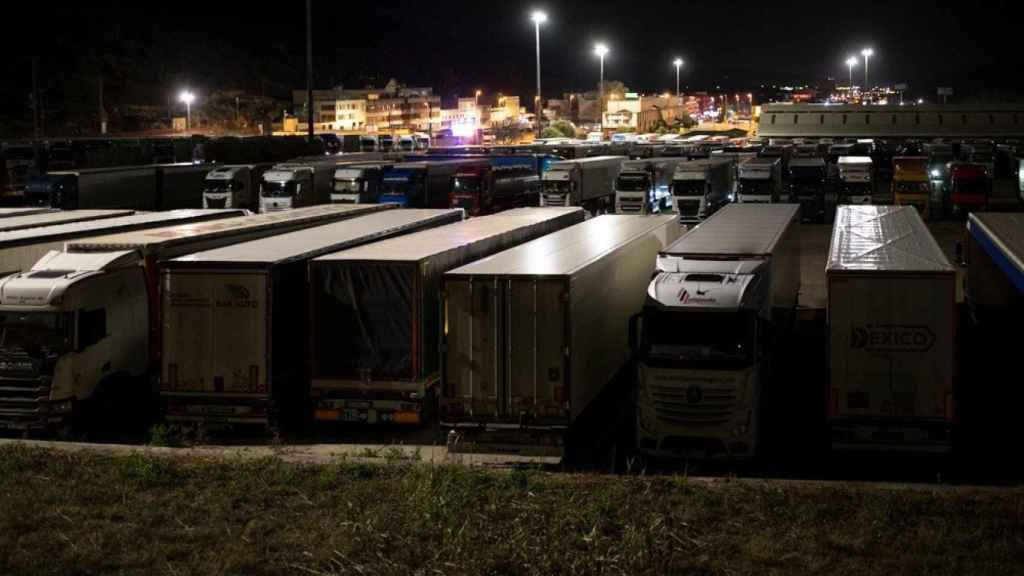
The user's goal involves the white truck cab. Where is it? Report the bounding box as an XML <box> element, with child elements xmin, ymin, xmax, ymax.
<box><xmin>203</xmin><ymin>165</ymin><xmax>257</xmax><ymax>210</ymax></box>
<box><xmin>260</xmin><ymin>166</ymin><xmax>312</xmax><ymax>213</ymax></box>
<box><xmin>0</xmin><ymin>250</ymin><xmax>148</xmax><ymax>431</ymax></box>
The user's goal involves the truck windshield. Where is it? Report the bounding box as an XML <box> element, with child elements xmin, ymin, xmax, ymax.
<box><xmin>840</xmin><ymin>182</ymin><xmax>873</xmax><ymax>196</ymax></box>
<box><xmin>738</xmin><ymin>179</ymin><xmax>773</xmax><ymax>197</ymax></box>
<box><xmin>399</xmin><ymin>142</ymin><xmax>415</xmax><ymax>151</ymax></box>
<box><xmin>0</xmin><ymin>311</ymin><xmax>69</xmax><ymax>356</ymax></box>
<box><xmin>379</xmin><ymin>181</ymin><xmax>414</xmax><ymax>199</ymax></box>
<box><xmin>261</xmin><ymin>181</ymin><xmax>296</xmax><ymax>198</ymax></box>
<box><xmin>953</xmin><ymin>179</ymin><xmax>988</xmax><ymax>196</ymax></box>
<box><xmin>672</xmin><ymin>181</ymin><xmax>705</xmax><ymax>196</ymax></box>
<box><xmin>642</xmin><ymin>310</ymin><xmax>754</xmax><ymax>368</ymax></box>
<box><xmin>204</xmin><ymin>181</ymin><xmax>235</xmax><ymax>194</ymax></box>
<box><xmin>616</xmin><ymin>175</ymin><xmax>650</xmax><ymax>192</ymax></box>
<box><xmin>452</xmin><ymin>176</ymin><xmax>482</xmax><ymax>195</ymax></box>
<box><xmin>543</xmin><ymin>180</ymin><xmax>572</xmax><ymax>194</ymax></box>
<box><xmin>334</xmin><ymin>179</ymin><xmax>363</xmax><ymax>193</ymax></box>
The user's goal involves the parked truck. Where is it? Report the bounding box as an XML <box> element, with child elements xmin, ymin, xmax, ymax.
<box><xmin>0</xmin><ymin>209</ymin><xmax>134</xmax><ymax>234</ymax></box>
<box><xmin>450</xmin><ymin>156</ymin><xmax>541</xmax><ymax>215</ymax></box>
<box><xmin>0</xmin><ymin>210</ymin><xmax>244</xmax><ymax>278</ymax></box>
<box><xmin>837</xmin><ymin>156</ymin><xmax>874</xmax><ymax>205</ymax></box>
<box><xmin>540</xmin><ymin>156</ymin><xmax>626</xmax><ymax>213</ymax></box>
<box><xmin>332</xmin><ymin>162</ymin><xmax>396</xmax><ymax>204</ymax></box>
<box><xmin>440</xmin><ymin>215</ymin><xmax>682</xmax><ymax>455</ymax></box>
<box><xmin>0</xmin><ymin>204</ymin><xmax>390</xmax><ymax>432</ymax></box>
<box><xmin>160</xmin><ymin>208</ymin><xmax>464</xmax><ymax>427</ymax></box>
<box><xmin>892</xmin><ymin>156</ymin><xmax>931</xmax><ymax>218</ymax></box>
<box><xmin>787</xmin><ymin>157</ymin><xmax>827</xmax><ymax>222</ymax></box>
<box><xmin>671</xmin><ymin>158</ymin><xmax>734</xmax><ymax>224</ymax></box>
<box><xmin>378</xmin><ymin>159</ymin><xmax>483</xmax><ymax>208</ymax></box>
<box><xmin>614</xmin><ymin>158</ymin><xmax>685</xmax><ymax>214</ymax></box>
<box><xmin>203</xmin><ymin>164</ymin><xmax>275</xmax><ymax>210</ymax></box>
<box><xmin>949</xmin><ymin>162</ymin><xmax>990</xmax><ymax>215</ymax></box>
<box><xmin>633</xmin><ymin>204</ymin><xmax>800</xmax><ymax>459</ymax></box>
<box><xmin>827</xmin><ymin>205</ymin><xmax>955</xmax><ymax>450</ymax></box>
<box><xmin>359</xmin><ymin>135</ymin><xmax>379</xmax><ymax>152</ymax></box>
<box><xmin>259</xmin><ymin>159</ymin><xmax>340</xmax><ymax>212</ymax></box>
<box><xmin>737</xmin><ymin>157</ymin><xmax>782</xmax><ymax>204</ymax></box>
<box><xmin>1</xmin><ymin>143</ymin><xmax>39</xmax><ymax>204</ymax></box>
<box><xmin>308</xmin><ymin>207</ymin><xmax>585</xmax><ymax>426</ymax></box>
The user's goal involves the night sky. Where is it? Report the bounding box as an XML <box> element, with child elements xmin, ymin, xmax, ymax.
<box><xmin>2</xmin><ymin>0</ymin><xmax>1022</xmax><ymax>133</ymax></box>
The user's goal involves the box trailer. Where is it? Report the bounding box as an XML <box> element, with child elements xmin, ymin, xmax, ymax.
<box><xmin>967</xmin><ymin>213</ymin><xmax>1024</xmax><ymax>320</ymax></box>
<box><xmin>25</xmin><ymin>166</ymin><xmax>159</xmax><ymax>210</ymax></box>
<box><xmin>0</xmin><ymin>209</ymin><xmax>244</xmax><ymax>278</ymax></box>
<box><xmin>308</xmin><ymin>207</ymin><xmax>586</xmax><ymax>426</ymax></box>
<box><xmin>0</xmin><ymin>208</ymin><xmax>51</xmax><ymax>218</ymax></box>
<box><xmin>634</xmin><ymin>204</ymin><xmax>801</xmax><ymax>460</ymax></box>
<box><xmin>159</xmin><ymin>208</ymin><xmax>465</xmax><ymax>427</ymax></box>
<box><xmin>440</xmin><ymin>215</ymin><xmax>682</xmax><ymax>455</ymax></box>
<box><xmin>540</xmin><ymin>156</ymin><xmax>626</xmax><ymax>213</ymax></box>
<box><xmin>0</xmin><ymin>209</ymin><xmax>134</xmax><ymax>234</ymax></box>
<box><xmin>0</xmin><ymin>204</ymin><xmax>390</xmax><ymax>432</ymax></box>
<box><xmin>827</xmin><ymin>205</ymin><xmax>956</xmax><ymax>450</ymax></box>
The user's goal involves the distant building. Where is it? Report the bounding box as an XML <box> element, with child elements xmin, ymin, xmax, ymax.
<box><xmin>292</xmin><ymin>78</ymin><xmax>440</xmax><ymax>133</ymax></box>
<box><xmin>603</xmin><ymin>94</ymin><xmax>690</xmax><ymax>132</ymax></box>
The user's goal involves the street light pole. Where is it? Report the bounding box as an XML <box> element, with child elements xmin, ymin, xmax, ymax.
<box><xmin>594</xmin><ymin>43</ymin><xmax>608</xmax><ymax>130</ymax></box>
<box><xmin>531</xmin><ymin>11</ymin><xmax>547</xmax><ymax>138</ymax></box>
<box><xmin>673</xmin><ymin>58</ymin><xmax>683</xmax><ymax>97</ymax></box>
<box><xmin>845</xmin><ymin>57</ymin><xmax>858</xmax><ymax>94</ymax></box>
<box><xmin>179</xmin><ymin>90</ymin><xmax>195</xmax><ymax>131</ymax></box>
<box><xmin>305</xmin><ymin>0</ymin><xmax>314</xmax><ymax>143</ymax></box>
<box><xmin>861</xmin><ymin>48</ymin><xmax>874</xmax><ymax>92</ymax></box>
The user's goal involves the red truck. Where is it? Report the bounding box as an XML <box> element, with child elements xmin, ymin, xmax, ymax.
<box><xmin>449</xmin><ymin>157</ymin><xmax>540</xmax><ymax>216</ymax></box>
<box><xmin>949</xmin><ymin>162</ymin><xmax>989</xmax><ymax>214</ymax></box>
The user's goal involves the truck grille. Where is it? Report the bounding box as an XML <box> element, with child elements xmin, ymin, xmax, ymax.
<box><xmin>650</xmin><ymin>384</ymin><xmax>737</xmax><ymax>426</ymax></box>
<box><xmin>616</xmin><ymin>199</ymin><xmax>645</xmax><ymax>214</ymax></box>
<box><xmin>541</xmin><ymin>194</ymin><xmax>570</xmax><ymax>207</ymax></box>
<box><xmin>205</xmin><ymin>197</ymin><xmax>227</xmax><ymax>208</ymax></box>
<box><xmin>0</xmin><ymin>375</ymin><xmax>51</xmax><ymax>419</ymax></box>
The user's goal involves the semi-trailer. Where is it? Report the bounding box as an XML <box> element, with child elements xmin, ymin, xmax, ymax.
<box><xmin>332</xmin><ymin>162</ymin><xmax>396</xmax><ymax>204</ymax></box>
<box><xmin>0</xmin><ymin>209</ymin><xmax>244</xmax><ymax>278</ymax></box>
<box><xmin>308</xmin><ymin>207</ymin><xmax>585</xmax><ymax>426</ymax></box>
<box><xmin>203</xmin><ymin>164</ymin><xmax>275</xmax><ymax>210</ymax></box>
<box><xmin>787</xmin><ymin>157</ymin><xmax>827</xmax><ymax>222</ymax></box>
<box><xmin>837</xmin><ymin>156</ymin><xmax>874</xmax><ymax>205</ymax></box>
<box><xmin>378</xmin><ymin>159</ymin><xmax>485</xmax><ymax>208</ymax></box>
<box><xmin>540</xmin><ymin>156</ymin><xmax>626</xmax><ymax>213</ymax></box>
<box><xmin>0</xmin><ymin>208</ymin><xmax>52</xmax><ymax>219</ymax></box>
<box><xmin>671</xmin><ymin>158</ymin><xmax>734</xmax><ymax>224</ymax></box>
<box><xmin>737</xmin><ymin>157</ymin><xmax>782</xmax><ymax>204</ymax></box>
<box><xmin>827</xmin><ymin>205</ymin><xmax>955</xmax><ymax>450</ymax></box>
<box><xmin>892</xmin><ymin>156</ymin><xmax>931</xmax><ymax>218</ymax></box>
<box><xmin>0</xmin><ymin>204</ymin><xmax>390</xmax><ymax>432</ymax></box>
<box><xmin>440</xmin><ymin>215</ymin><xmax>683</xmax><ymax>455</ymax></box>
<box><xmin>0</xmin><ymin>209</ymin><xmax>134</xmax><ymax>234</ymax></box>
<box><xmin>25</xmin><ymin>166</ymin><xmax>158</xmax><ymax>210</ymax></box>
<box><xmin>259</xmin><ymin>159</ymin><xmax>340</xmax><ymax>212</ymax></box>
<box><xmin>634</xmin><ymin>204</ymin><xmax>800</xmax><ymax>459</ymax></box>
<box><xmin>159</xmin><ymin>208</ymin><xmax>464</xmax><ymax>427</ymax></box>
<box><xmin>614</xmin><ymin>158</ymin><xmax>686</xmax><ymax>214</ymax></box>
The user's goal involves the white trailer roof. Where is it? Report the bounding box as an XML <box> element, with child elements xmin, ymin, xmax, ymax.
<box><xmin>0</xmin><ymin>209</ymin><xmax>241</xmax><ymax>248</ymax></box>
<box><xmin>67</xmin><ymin>204</ymin><xmax>390</xmax><ymax>255</ymax></box>
<box><xmin>663</xmin><ymin>204</ymin><xmax>800</xmax><ymax>258</ymax></box>
<box><xmin>447</xmin><ymin>215</ymin><xmax>676</xmax><ymax>277</ymax></box>
<box><xmin>968</xmin><ymin>213</ymin><xmax>1024</xmax><ymax>288</ymax></box>
<box><xmin>0</xmin><ymin>209</ymin><xmax>135</xmax><ymax>233</ymax></box>
<box><xmin>167</xmin><ymin>209</ymin><xmax>463</xmax><ymax>267</ymax></box>
<box><xmin>549</xmin><ymin>156</ymin><xmax>627</xmax><ymax>168</ymax></box>
<box><xmin>315</xmin><ymin>207</ymin><xmax>582</xmax><ymax>264</ymax></box>
<box><xmin>0</xmin><ymin>208</ymin><xmax>52</xmax><ymax>218</ymax></box>
<box><xmin>838</xmin><ymin>156</ymin><xmax>873</xmax><ymax>166</ymax></box>
<box><xmin>828</xmin><ymin>205</ymin><xmax>954</xmax><ymax>273</ymax></box>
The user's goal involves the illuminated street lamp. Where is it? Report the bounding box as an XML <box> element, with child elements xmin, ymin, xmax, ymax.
<box><xmin>594</xmin><ymin>43</ymin><xmax>609</xmax><ymax>129</ymax></box>
<box><xmin>475</xmin><ymin>89</ymin><xmax>482</xmax><ymax>107</ymax></box>
<box><xmin>861</xmin><ymin>48</ymin><xmax>874</xmax><ymax>89</ymax></box>
<box><xmin>673</xmin><ymin>58</ymin><xmax>683</xmax><ymax>97</ymax></box>
<box><xmin>845</xmin><ymin>57</ymin><xmax>858</xmax><ymax>92</ymax></box>
<box><xmin>179</xmin><ymin>90</ymin><xmax>196</xmax><ymax>130</ymax></box>
<box><xmin>530</xmin><ymin>10</ymin><xmax>547</xmax><ymax>136</ymax></box>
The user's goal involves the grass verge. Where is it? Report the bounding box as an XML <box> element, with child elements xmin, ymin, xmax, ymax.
<box><xmin>1</xmin><ymin>444</ymin><xmax>1022</xmax><ymax>575</ymax></box>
